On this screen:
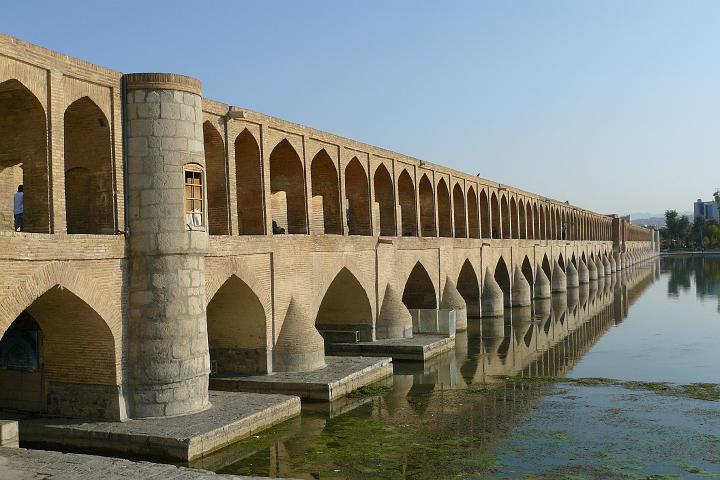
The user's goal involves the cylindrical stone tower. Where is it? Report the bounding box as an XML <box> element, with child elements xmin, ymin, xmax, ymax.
<box><xmin>125</xmin><ymin>73</ymin><xmax>210</xmax><ymax>418</ymax></box>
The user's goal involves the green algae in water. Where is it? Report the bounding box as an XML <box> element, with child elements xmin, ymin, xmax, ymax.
<box><xmin>345</xmin><ymin>383</ymin><xmax>392</xmax><ymax>399</ymax></box>
<box><xmin>489</xmin><ymin>375</ymin><xmax>720</xmax><ymax>402</ymax></box>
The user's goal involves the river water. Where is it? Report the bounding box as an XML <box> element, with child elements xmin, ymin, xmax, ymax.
<box><xmin>196</xmin><ymin>256</ymin><xmax>720</xmax><ymax>479</ymax></box>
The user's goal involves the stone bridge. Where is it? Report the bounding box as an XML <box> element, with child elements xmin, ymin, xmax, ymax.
<box><xmin>0</xmin><ymin>34</ymin><xmax>658</xmax><ymax>424</ymax></box>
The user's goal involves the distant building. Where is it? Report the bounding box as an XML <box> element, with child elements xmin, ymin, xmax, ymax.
<box><xmin>694</xmin><ymin>193</ymin><xmax>720</xmax><ymax>222</ymax></box>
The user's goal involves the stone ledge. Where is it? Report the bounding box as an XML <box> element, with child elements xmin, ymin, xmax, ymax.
<box><xmin>15</xmin><ymin>391</ymin><xmax>300</xmax><ymax>462</ymax></box>
<box><xmin>211</xmin><ymin>356</ymin><xmax>393</xmax><ymax>401</ymax></box>
<box><xmin>326</xmin><ymin>334</ymin><xmax>456</xmax><ymax>361</ymax></box>
<box><xmin>0</xmin><ymin>446</ymin><xmax>283</xmax><ymax>479</ymax></box>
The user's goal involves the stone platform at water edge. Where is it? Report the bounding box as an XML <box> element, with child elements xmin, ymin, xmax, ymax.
<box><xmin>325</xmin><ymin>334</ymin><xmax>456</xmax><ymax>361</ymax></box>
<box><xmin>210</xmin><ymin>356</ymin><xmax>393</xmax><ymax>401</ymax></box>
<box><xmin>11</xmin><ymin>391</ymin><xmax>300</xmax><ymax>462</ymax></box>
<box><xmin>0</xmin><ymin>447</ymin><xmax>287</xmax><ymax>480</ymax></box>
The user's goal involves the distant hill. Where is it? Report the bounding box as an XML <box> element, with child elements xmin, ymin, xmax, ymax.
<box><xmin>626</xmin><ymin>211</ymin><xmax>694</xmax><ymax>228</ymax></box>
<box><xmin>631</xmin><ymin>217</ymin><xmax>666</xmax><ymax>227</ymax></box>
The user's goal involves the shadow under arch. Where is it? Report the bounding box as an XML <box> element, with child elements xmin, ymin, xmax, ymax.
<box><xmin>235</xmin><ymin>128</ymin><xmax>264</xmax><ymax>235</ymax></box>
<box><xmin>494</xmin><ymin>257</ymin><xmax>511</xmax><ymax>307</ymax></box>
<box><xmin>0</xmin><ymin>79</ymin><xmax>50</xmax><ymax>233</ymax></box>
<box><xmin>207</xmin><ymin>274</ymin><xmax>268</xmax><ymax>375</ymax></box>
<box><xmin>402</xmin><ymin>262</ymin><xmax>437</xmax><ymax>309</ymax></box>
<box><xmin>310</xmin><ymin>149</ymin><xmax>342</xmax><ymax>234</ymax></box>
<box><xmin>203</xmin><ymin>121</ymin><xmax>229</xmax><ymax>235</ymax></box>
<box><xmin>270</xmin><ymin>139</ymin><xmax>306</xmax><ymax>234</ymax></box>
<box><xmin>398</xmin><ymin>169</ymin><xmax>417</xmax><ymax>236</ymax></box>
<box><xmin>542</xmin><ymin>254</ymin><xmax>552</xmax><ymax>281</ymax></box>
<box><xmin>315</xmin><ymin>267</ymin><xmax>373</xmax><ymax>341</ymax></box>
<box><xmin>374</xmin><ymin>164</ymin><xmax>395</xmax><ymax>236</ymax></box>
<box><xmin>0</xmin><ymin>285</ymin><xmax>121</xmax><ymax>419</ymax></box>
<box><xmin>457</xmin><ymin>260</ymin><xmax>480</xmax><ymax>317</ymax></box>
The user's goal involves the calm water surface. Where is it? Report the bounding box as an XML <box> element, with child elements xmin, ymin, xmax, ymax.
<box><xmin>195</xmin><ymin>256</ymin><xmax>720</xmax><ymax>479</ymax></box>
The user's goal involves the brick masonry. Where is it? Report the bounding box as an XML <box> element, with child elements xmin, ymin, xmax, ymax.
<box><xmin>0</xmin><ymin>33</ymin><xmax>660</xmax><ymax>421</ymax></box>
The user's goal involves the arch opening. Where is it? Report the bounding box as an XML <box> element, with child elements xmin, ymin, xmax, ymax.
<box><xmin>203</xmin><ymin>122</ymin><xmax>229</xmax><ymax>235</ymax></box>
<box><xmin>494</xmin><ymin>258</ymin><xmax>511</xmax><ymax>307</ymax></box>
<box><xmin>402</xmin><ymin>262</ymin><xmax>437</xmax><ymax>309</ymax></box>
<box><xmin>235</xmin><ymin>129</ymin><xmax>265</xmax><ymax>235</ymax></box>
<box><xmin>0</xmin><ymin>285</ymin><xmax>120</xmax><ymax>419</ymax></box>
<box><xmin>437</xmin><ymin>179</ymin><xmax>452</xmax><ymax>237</ymax></box>
<box><xmin>374</xmin><ymin>164</ymin><xmax>395</xmax><ymax>236</ymax></box>
<box><xmin>542</xmin><ymin>254</ymin><xmax>552</xmax><ymax>280</ymax></box>
<box><xmin>398</xmin><ymin>169</ymin><xmax>417</xmax><ymax>236</ymax></box>
<box><xmin>207</xmin><ymin>275</ymin><xmax>268</xmax><ymax>375</ymax></box>
<box><xmin>491</xmin><ymin>192</ymin><xmax>500</xmax><ymax>239</ymax></box>
<box><xmin>457</xmin><ymin>260</ymin><xmax>480</xmax><ymax>317</ymax></box>
<box><xmin>467</xmin><ymin>186</ymin><xmax>480</xmax><ymax>238</ymax></box>
<box><xmin>310</xmin><ymin>149</ymin><xmax>341</xmax><ymax>234</ymax></box>
<box><xmin>521</xmin><ymin>256</ymin><xmax>534</xmax><ymax>289</ymax></box>
<box><xmin>480</xmin><ymin>190</ymin><xmax>490</xmax><ymax>238</ymax></box>
<box><xmin>345</xmin><ymin>158</ymin><xmax>371</xmax><ymax>235</ymax></box>
<box><xmin>452</xmin><ymin>183</ymin><xmax>467</xmax><ymax>238</ymax></box>
<box><xmin>315</xmin><ymin>268</ymin><xmax>373</xmax><ymax>341</ymax></box>
<box><xmin>270</xmin><ymin>139</ymin><xmax>306</xmax><ymax>234</ymax></box>
<box><xmin>501</xmin><ymin>195</ymin><xmax>510</xmax><ymax>239</ymax></box>
<box><xmin>0</xmin><ymin>80</ymin><xmax>49</xmax><ymax>233</ymax></box>
<box><xmin>419</xmin><ymin>175</ymin><xmax>435</xmax><ymax>237</ymax></box>
<box><xmin>510</xmin><ymin>197</ymin><xmax>519</xmax><ymax>239</ymax></box>
<box><xmin>65</xmin><ymin>97</ymin><xmax>114</xmax><ymax>234</ymax></box>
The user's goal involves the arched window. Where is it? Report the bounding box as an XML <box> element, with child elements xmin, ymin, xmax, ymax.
<box><xmin>184</xmin><ymin>163</ymin><xmax>205</xmax><ymax>229</ymax></box>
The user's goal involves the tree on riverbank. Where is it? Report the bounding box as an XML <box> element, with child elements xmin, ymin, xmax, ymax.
<box><xmin>662</xmin><ymin>209</ymin><xmax>720</xmax><ymax>249</ymax></box>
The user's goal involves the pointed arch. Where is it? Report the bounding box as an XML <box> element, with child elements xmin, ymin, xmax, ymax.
<box><xmin>270</xmin><ymin>139</ymin><xmax>306</xmax><ymax>234</ymax></box>
<box><xmin>467</xmin><ymin>186</ymin><xmax>479</xmax><ymax>239</ymax></box>
<box><xmin>0</xmin><ymin>79</ymin><xmax>49</xmax><ymax>233</ymax></box>
<box><xmin>494</xmin><ymin>257</ymin><xmax>511</xmax><ymax>306</ymax></box>
<box><xmin>540</xmin><ymin>205</ymin><xmax>547</xmax><ymax>240</ymax></box>
<box><xmin>207</xmin><ymin>275</ymin><xmax>268</xmax><ymax>374</ymax></box>
<box><xmin>345</xmin><ymin>158</ymin><xmax>371</xmax><ymax>235</ymax></box>
<box><xmin>437</xmin><ymin>178</ymin><xmax>452</xmax><ymax>237</ymax></box>
<box><xmin>419</xmin><ymin>174</ymin><xmax>435</xmax><ymax>236</ymax></box>
<box><xmin>0</xmin><ymin>285</ymin><xmax>120</xmax><ymax>418</ymax></box>
<box><xmin>65</xmin><ymin>96</ymin><xmax>114</xmax><ymax>234</ymax></box>
<box><xmin>518</xmin><ymin>198</ymin><xmax>527</xmax><ymax>239</ymax></box>
<box><xmin>480</xmin><ymin>189</ymin><xmax>490</xmax><ymax>238</ymax></box>
<box><xmin>457</xmin><ymin>260</ymin><xmax>480</xmax><ymax>317</ymax></box>
<box><xmin>203</xmin><ymin>121</ymin><xmax>229</xmax><ymax>235</ymax></box>
<box><xmin>452</xmin><ymin>183</ymin><xmax>467</xmax><ymax>238</ymax></box>
<box><xmin>402</xmin><ymin>262</ymin><xmax>437</xmax><ymax>309</ymax></box>
<box><xmin>533</xmin><ymin>203</ymin><xmax>540</xmax><ymax>240</ymax></box>
<box><xmin>558</xmin><ymin>253</ymin><xmax>565</xmax><ymax>271</ymax></box>
<box><xmin>510</xmin><ymin>196</ymin><xmax>519</xmax><ymax>239</ymax></box>
<box><xmin>235</xmin><ymin>129</ymin><xmax>265</xmax><ymax>235</ymax></box>
<box><xmin>398</xmin><ymin>169</ymin><xmax>417</xmax><ymax>236</ymax></box>
<box><xmin>490</xmin><ymin>192</ymin><xmax>500</xmax><ymax>239</ymax></box>
<box><xmin>555</xmin><ymin>209</ymin><xmax>561</xmax><ymax>240</ymax></box>
<box><xmin>541</xmin><ymin>254</ymin><xmax>552</xmax><ymax>280</ymax></box>
<box><xmin>525</xmin><ymin>201</ymin><xmax>533</xmax><ymax>239</ymax></box>
<box><xmin>316</xmin><ymin>268</ymin><xmax>373</xmax><ymax>341</ymax></box>
<box><xmin>521</xmin><ymin>256</ymin><xmax>534</xmax><ymax>287</ymax></box>
<box><xmin>310</xmin><ymin>149</ymin><xmax>341</xmax><ymax>234</ymax></box>
<box><xmin>373</xmin><ymin>164</ymin><xmax>395</xmax><ymax>236</ymax></box>
<box><xmin>501</xmin><ymin>195</ymin><xmax>510</xmax><ymax>239</ymax></box>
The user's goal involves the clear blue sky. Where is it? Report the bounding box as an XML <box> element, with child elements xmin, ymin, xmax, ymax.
<box><xmin>5</xmin><ymin>1</ymin><xmax>718</xmax><ymax>216</ymax></box>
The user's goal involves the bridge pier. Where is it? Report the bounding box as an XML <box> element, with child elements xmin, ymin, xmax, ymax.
<box><xmin>551</xmin><ymin>262</ymin><xmax>567</xmax><ymax>293</ymax></box>
<box><xmin>125</xmin><ymin>74</ymin><xmax>210</xmax><ymax>418</ymax></box>
<box><xmin>534</xmin><ymin>266</ymin><xmax>551</xmax><ymax>298</ymax></box>
<box><xmin>481</xmin><ymin>268</ymin><xmax>505</xmax><ymax>317</ymax></box>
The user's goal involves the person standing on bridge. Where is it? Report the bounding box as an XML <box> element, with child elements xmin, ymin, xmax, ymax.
<box><xmin>13</xmin><ymin>184</ymin><xmax>23</xmax><ymax>232</ymax></box>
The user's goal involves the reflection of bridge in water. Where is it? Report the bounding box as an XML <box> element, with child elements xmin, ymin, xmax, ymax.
<box><xmin>192</xmin><ymin>260</ymin><xmax>658</xmax><ymax>475</ymax></box>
